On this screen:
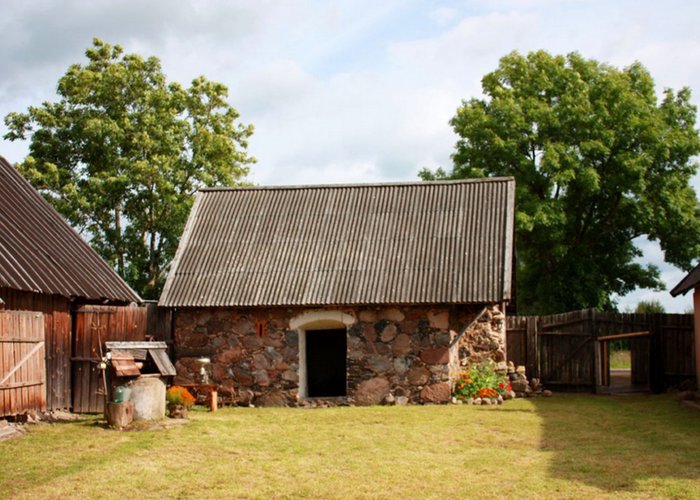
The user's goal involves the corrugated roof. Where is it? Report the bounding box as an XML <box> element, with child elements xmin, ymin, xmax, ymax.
<box><xmin>670</xmin><ymin>262</ymin><xmax>700</xmax><ymax>297</ymax></box>
<box><xmin>0</xmin><ymin>155</ymin><xmax>141</xmax><ymax>303</ymax></box>
<box><xmin>159</xmin><ymin>178</ymin><xmax>515</xmax><ymax>308</ymax></box>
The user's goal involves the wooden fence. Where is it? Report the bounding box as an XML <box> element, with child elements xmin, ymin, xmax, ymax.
<box><xmin>506</xmin><ymin>309</ymin><xmax>695</xmax><ymax>393</ymax></box>
<box><xmin>0</xmin><ymin>310</ymin><xmax>46</xmax><ymax>417</ymax></box>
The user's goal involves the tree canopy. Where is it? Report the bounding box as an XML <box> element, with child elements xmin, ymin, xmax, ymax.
<box><xmin>421</xmin><ymin>50</ymin><xmax>700</xmax><ymax>314</ymax></box>
<box><xmin>4</xmin><ymin>38</ymin><xmax>255</xmax><ymax>299</ymax></box>
<box><xmin>635</xmin><ymin>300</ymin><xmax>666</xmax><ymax>314</ymax></box>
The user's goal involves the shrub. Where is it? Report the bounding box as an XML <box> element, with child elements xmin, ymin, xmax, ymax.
<box><xmin>166</xmin><ymin>386</ymin><xmax>196</xmax><ymax>408</ymax></box>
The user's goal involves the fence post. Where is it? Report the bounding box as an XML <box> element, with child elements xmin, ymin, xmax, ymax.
<box><xmin>526</xmin><ymin>317</ymin><xmax>539</xmax><ymax>379</ymax></box>
<box><xmin>649</xmin><ymin>313</ymin><xmax>665</xmax><ymax>393</ymax></box>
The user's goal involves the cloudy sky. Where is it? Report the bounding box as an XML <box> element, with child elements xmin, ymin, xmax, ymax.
<box><xmin>1</xmin><ymin>0</ymin><xmax>699</xmax><ymax>311</ymax></box>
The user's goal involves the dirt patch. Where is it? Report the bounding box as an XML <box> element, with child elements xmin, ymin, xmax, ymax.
<box><xmin>121</xmin><ymin>418</ymin><xmax>190</xmax><ymax>432</ymax></box>
<box><xmin>0</xmin><ymin>420</ymin><xmax>26</xmax><ymax>441</ymax></box>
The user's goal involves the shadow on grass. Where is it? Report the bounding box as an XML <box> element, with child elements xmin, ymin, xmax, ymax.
<box><xmin>531</xmin><ymin>393</ymin><xmax>700</xmax><ymax>493</ymax></box>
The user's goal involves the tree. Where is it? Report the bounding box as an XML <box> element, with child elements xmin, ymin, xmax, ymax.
<box><xmin>4</xmin><ymin>39</ymin><xmax>255</xmax><ymax>299</ymax></box>
<box><xmin>635</xmin><ymin>300</ymin><xmax>666</xmax><ymax>314</ymax></box>
<box><xmin>421</xmin><ymin>51</ymin><xmax>700</xmax><ymax>314</ymax></box>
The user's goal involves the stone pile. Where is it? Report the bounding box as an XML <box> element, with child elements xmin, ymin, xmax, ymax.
<box><xmin>507</xmin><ymin>362</ymin><xmax>552</xmax><ymax>398</ymax></box>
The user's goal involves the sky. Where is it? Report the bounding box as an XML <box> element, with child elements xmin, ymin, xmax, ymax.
<box><xmin>1</xmin><ymin>0</ymin><xmax>699</xmax><ymax>312</ymax></box>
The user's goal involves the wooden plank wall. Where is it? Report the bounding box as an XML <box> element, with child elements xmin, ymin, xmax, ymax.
<box><xmin>505</xmin><ymin>310</ymin><xmax>695</xmax><ymax>392</ymax></box>
<box><xmin>505</xmin><ymin>315</ymin><xmax>527</xmax><ymax>369</ymax></box>
<box><xmin>662</xmin><ymin>314</ymin><xmax>695</xmax><ymax>387</ymax></box>
<box><xmin>145</xmin><ymin>301</ymin><xmax>172</xmax><ymax>347</ymax></box>
<box><xmin>0</xmin><ymin>310</ymin><xmax>46</xmax><ymax>416</ymax></box>
<box><xmin>72</xmin><ymin>305</ymin><xmax>150</xmax><ymax>413</ymax></box>
<box><xmin>0</xmin><ymin>288</ymin><xmax>71</xmax><ymax>410</ymax></box>
<box><xmin>538</xmin><ymin>309</ymin><xmax>596</xmax><ymax>390</ymax></box>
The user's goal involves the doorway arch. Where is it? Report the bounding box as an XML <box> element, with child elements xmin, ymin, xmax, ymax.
<box><xmin>290</xmin><ymin>311</ymin><xmax>355</xmax><ymax>398</ymax></box>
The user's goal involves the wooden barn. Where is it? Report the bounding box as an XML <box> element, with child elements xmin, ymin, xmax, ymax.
<box><xmin>671</xmin><ymin>265</ymin><xmax>700</xmax><ymax>387</ymax></box>
<box><xmin>0</xmin><ymin>155</ymin><xmax>142</xmax><ymax>416</ymax></box>
<box><xmin>159</xmin><ymin>179</ymin><xmax>515</xmax><ymax>406</ymax></box>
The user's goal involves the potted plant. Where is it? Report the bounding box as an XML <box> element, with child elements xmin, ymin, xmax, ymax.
<box><xmin>166</xmin><ymin>385</ymin><xmax>195</xmax><ymax>418</ymax></box>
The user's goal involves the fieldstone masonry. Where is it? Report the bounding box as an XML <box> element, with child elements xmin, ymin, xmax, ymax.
<box><xmin>173</xmin><ymin>303</ymin><xmax>506</xmax><ymax>406</ymax></box>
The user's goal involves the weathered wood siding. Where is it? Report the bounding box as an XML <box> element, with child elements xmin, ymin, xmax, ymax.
<box><xmin>72</xmin><ymin>305</ymin><xmax>150</xmax><ymax>413</ymax></box>
<box><xmin>0</xmin><ymin>310</ymin><xmax>46</xmax><ymax>416</ymax></box>
<box><xmin>538</xmin><ymin>310</ymin><xmax>596</xmax><ymax>389</ymax></box>
<box><xmin>0</xmin><ymin>288</ymin><xmax>72</xmax><ymax>410</ymax></box>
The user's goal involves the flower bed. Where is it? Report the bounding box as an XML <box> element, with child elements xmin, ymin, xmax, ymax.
<box><xmin>453</xmin><ymin>359</ymin><xmax>511</xmax><ymax>405</ymax></box>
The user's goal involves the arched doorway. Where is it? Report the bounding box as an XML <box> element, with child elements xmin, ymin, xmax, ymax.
<box><xmin>290</xmin><ymin>311</ymin><xmax>355</xmax><ymax>398</ymax></box>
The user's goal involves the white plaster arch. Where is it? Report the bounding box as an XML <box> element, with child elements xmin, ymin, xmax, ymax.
<box><xmin>290</xmin><ymin>310</ymin><xmax>356</xmax><ymax>399</ymax></box>
<box><xmin>290</xmin><ymin>310</ymin><xmax>356</xmax><ymax>331</ymax></box>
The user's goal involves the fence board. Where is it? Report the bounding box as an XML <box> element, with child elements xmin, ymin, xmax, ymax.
<box><xmin>0</xmin><ymin>310</ymin><xmax>46</xmax><ymax>416</ymax></box>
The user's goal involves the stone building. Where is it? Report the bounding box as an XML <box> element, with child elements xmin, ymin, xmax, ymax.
<box><xmin>159</xmin><ymin>179</ymin><xmax>515</xmax><ymax>406</ymax></box>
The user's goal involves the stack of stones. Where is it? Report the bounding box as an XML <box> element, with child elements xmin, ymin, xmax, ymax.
<box><xmin>507</xmin><ymin>362</ymin><xmax>552</xmax><ymax>398</ymax></box>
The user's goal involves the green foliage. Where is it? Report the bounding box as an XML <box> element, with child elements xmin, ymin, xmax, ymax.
<box><xmin>4</xmin><ymin>38</ymin><xmax>254</xmax><ymax>299</ymax></box>
<box><xmin>453</xmin><ymin>359</ymin><xmax>509</xmax><ymax>400</ymax></box>
<box><xmin>635</xmin><ymin>299</ymin><xmax>666</xmax><ymax>314</ymax></box>
<box><xmin>421</xmin><ymin>51</ymin><xmax>700</xmax><ymax>314</ymax></box>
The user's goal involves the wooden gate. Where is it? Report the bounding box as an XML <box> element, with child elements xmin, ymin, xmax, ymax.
<box><xmin>538</xmin><ymin>310</ymin><xmax>597</xmax><ymax>390</ymax></box>
<box><xmin>0</xmin><ymin>310</ymin><xmax>46</xmax><ymax>416</ymax></box>
<box><xmin>72</xmin><ymin>305</ymin><xmax>148</xmax><ymax>413</ymax></box>
<box><xmin>506</xmin><ymin>310</ymin><xmax>695</xmax><ymax>393</ymax></box>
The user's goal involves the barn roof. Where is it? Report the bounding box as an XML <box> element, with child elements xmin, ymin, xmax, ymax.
<box><xmin>670</xmin><ymin>262</ymin><xmax>700</xmax><ymax>297</ymax></box>
<box><xmin>160</xmin><ymin>178</ymin><xmax>515</xmax><ymax>308</ymax></box>
<box><xmin>0</xmin><ymin>156</ymin><xmax>141</xmax><ymax>303</ymax></box>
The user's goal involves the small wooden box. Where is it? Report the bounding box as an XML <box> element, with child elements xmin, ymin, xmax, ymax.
<box><xmin>105</xmin><ymin>401</ymin><xmax>135</xmax><ymax>429</ymax></box>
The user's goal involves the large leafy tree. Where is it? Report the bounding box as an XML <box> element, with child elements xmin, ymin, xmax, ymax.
<box><xmin>421</xmin><ymin>51</ymin><xmax>700</xmax><ymax>314</ymax></box>
<box><xmin>5</xmin><ymin>39</ymin><xmax>254</xmax><ymax>299</ymax></box>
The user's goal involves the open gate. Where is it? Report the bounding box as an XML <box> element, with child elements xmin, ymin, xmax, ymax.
<box><xmin>506</xmin><ymin>309</ymin><xmax>694</xmax><ymax>393</ymax></box>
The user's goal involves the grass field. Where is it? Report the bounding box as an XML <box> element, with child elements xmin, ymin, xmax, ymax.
<box><xmin>610</xmin><ymin>350</ymin><xmax>632</xmax><ymax>370</ymax></box>
<box><xmin>2</xmin><ymin>394</ymin><xmax>699</xmax><ymax>499</ymax></box>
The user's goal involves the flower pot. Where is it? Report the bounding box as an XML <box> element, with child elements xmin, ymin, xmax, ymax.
<box><xmin>167</xmin><ymin>403</ymin><xmax>188</xmax><ymax>419</ymax></box>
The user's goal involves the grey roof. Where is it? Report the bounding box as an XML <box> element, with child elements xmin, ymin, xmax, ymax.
<box><xmin>105</xmin><ymin>341</ymin><xmax>176</xmax><ymax>376</ymax></box>
<box><xmin>670</xmin><ymin>262</ymin><xmax>700</xmax><ymax>297</ymax></box>
<box><xmin>0</xmin><ymin>156</ymin><xmax>141</xmax><ymax>303</ymax></box>
<box><xmin>159</xmin><ymin>178</ymin><xmax>515</xmax><ymax>308</ymax></box>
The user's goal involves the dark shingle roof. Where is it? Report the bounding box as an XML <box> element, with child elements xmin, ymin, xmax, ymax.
<box><xmin>0</xmin><ymin>156</ymin><xmax>141</xmax><ymax>303</ymax></box>
<box><xmin>160</xmin><ymin>178</ymin><xmax>515</xmax><ymax>308</ymax></box>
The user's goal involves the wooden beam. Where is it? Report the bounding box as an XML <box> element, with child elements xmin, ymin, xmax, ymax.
<box><xmin>597</xmin><ymin>331</ymin><xmax>650</xmax><ymax>341</ymax></box>
<box><xmin>0</xmin><ymin>380</ymin><xmax>44</xmax><ymax>390</ymax></box>
<box><xmin>449</xmin><ymin>306</ymin><xmax>489</xmax><ymax>349</ymax></box>
<box><xmin>105</xmin><ymin>341</ymin><xmax>168</xmax><ymax>350</ymax></box>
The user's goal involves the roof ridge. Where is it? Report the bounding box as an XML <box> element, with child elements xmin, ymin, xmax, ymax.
<box><xmin>199</xmin><ymin>177</ymin><xmax>515</xmax><ymax>192</ymax></box>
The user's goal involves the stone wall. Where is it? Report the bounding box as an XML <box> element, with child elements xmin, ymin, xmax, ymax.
<box><xmin>173</xmin><ymin>303</ymin><xmax>506</xmax><ymax>407</ymax></box>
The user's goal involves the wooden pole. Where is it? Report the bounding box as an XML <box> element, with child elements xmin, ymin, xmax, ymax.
<box><xmin>694</xmin><ymin>289</ymin><xmax>700</xmax><ymax>389</ymax></box>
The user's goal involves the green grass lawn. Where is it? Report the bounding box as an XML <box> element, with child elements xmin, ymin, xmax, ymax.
<box><xmin>610</xmin><ymin>350</ymin><xmax>632</xmax><ymax>369</ymax></box>
<box><xmin>2</xmin><ymin>394</ymin><xmax>699</xmax><ymax>499</ymax></box>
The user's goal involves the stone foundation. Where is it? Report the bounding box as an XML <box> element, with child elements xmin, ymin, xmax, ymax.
<box><xmin>173</xmin><ymin>304</ymin><xmax>506</xmax><ymax>406</ymax></box>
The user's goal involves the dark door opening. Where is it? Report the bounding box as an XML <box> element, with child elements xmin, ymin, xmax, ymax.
<box><xmin>596</xmin><ymin>332</ymin><xmax>650</xmax><ymax>394</ymax></box>
<box><xmin>306</xmin><ymin>328</ymin><xmax>347</xmax><ymax>397</ymax></box>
